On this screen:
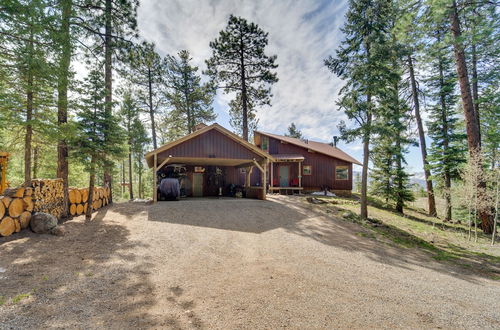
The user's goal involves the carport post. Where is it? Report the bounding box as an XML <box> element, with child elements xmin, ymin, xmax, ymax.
<box><xmin>153</xmin><ymin>153</ymin><xmax>157</xmax><ymax>202</ymax></box>
<box><xmin>262</xmin><ymin>159</ymin><xmax>268</xmax><ymax>200</ymax></box>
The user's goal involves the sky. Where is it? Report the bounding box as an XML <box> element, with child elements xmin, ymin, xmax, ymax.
<box><xmin>136</xmin><ymin>0</ymin><xmax>427</xmax><ymax>175</ymax></box>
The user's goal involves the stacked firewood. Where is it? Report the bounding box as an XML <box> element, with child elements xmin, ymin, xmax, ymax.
<box><xmin>68</xmin><ymin>186</ymin><xmax>109</xmax><ymax>216</ymax></box>
<box><xmin>0</xmin><ymin>187</ymin><xmax>34</xmax><ymax>237</ymax></box>
<box><xmin>0</xmin><ymin>179</ymin><xmax>64</xmax><ymax>237</ymax></box>
<box><xmin>31</xmin><ymin>179</ymin><xmax>65</xmax><ymax>218</ymax></box>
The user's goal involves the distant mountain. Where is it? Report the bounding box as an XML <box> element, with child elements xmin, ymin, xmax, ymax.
<box><xmin>353</xmin><ymin>171</ymin><xmax>427</xmax><ymax>189</ymax></box>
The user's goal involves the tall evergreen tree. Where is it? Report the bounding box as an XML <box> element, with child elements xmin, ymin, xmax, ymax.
<box><xmin>73</xmin><ymin>66</ymin><xmax>125</xmax><ymax>220</ymax></box>
<box><xmin>285</xmin><ymin>123</ymin><xmax>303</xmax><ymax>139</ymax></box>
<box><xmin>424</xmin><ymin>24</ymin><xmax>467</xmax><ymax>221</ymax></box>
<box><xmin>205</xmin><ymin>15</ymin><xmax>278</xmax><ymax>141</ymax></box>
<box><xmin>130</xmin><ymin>117</ymin><xmax>149</xmax><ymax>199</ymax></box>
<box><xmin>396</xmin><ymin>0</ymin><xmax>437</xmax><ymax>216</ymax></box>
<box><xmin>164</xmin><ymin>50</ymin><xmax>216</xmax><ymax>138</ymax></box>
<box><xmin>0</xmin><ymin>0</ymin><xmax>55</xmax><ymax>183</ymax></box>
<box><xmin>77</xmin><ymin>0</ymin><xmax>138</xmax><ymax>203</ymax></box>
<box><xmin>371</xmin><ymin>31</ymin><xmax>415</xmax><ymax>213</ymax></box>
<box><xmin>119</xmin><ymin>90</ymin><xmax>139</xmax><ymax>200</ymax></box>
<box><xmin>127</xmin><ymin>41</ymin><xmax>165</xmax><ymax>149</ymax></box>
<box><xmin>325</xmin><ymin>0</ymin><xmax>393</xmax><ymax>219</ymax></box>
<box><xmin>55</xmin><ymin>0</ymin><xmax>73</xmax><ymax>218</ymax></box>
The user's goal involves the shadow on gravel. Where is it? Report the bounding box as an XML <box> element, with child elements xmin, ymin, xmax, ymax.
<box><xmin>272</xmin><ymin>197</ymin><xmax>500</xmax><ymax>283</ymax></box>
<box><xmin>0</xmin><ymin>207</ymin><xmax>175</xmax><ymax>328</ymax></box>
<box><xmin>144</xmin><ymin>197</ymin><xmax>308</xmax><ymax>234</ymax></box>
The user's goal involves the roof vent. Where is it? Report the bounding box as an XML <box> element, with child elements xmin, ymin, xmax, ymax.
<box><xmin>301</xmin><ymin>138</ymin><xmax>308</xmax><ymax>144</ymax></box>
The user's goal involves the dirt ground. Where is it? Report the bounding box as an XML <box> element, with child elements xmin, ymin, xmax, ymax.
<box><xmin>1</xmin><ymin>195</ymin><xmax>499</xmax><ymax>329</ymax></box>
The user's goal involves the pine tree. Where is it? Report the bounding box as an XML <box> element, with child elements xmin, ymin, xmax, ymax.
<box><xmin>130</xmin><ymin>117</ymin><xmax>149</xmax><ymax>199</ymax></box>
<box><xmin>77</xmin><ymin>0</ymin><xmax>138</xmax><ymax>202</ymax></box>
<box><xmin>164</xmin><ymin>50</ymin><xmax>216</xmax><ymax>138</ymax></box>
<box><xmin>370</xmin><ymin>34</ymin><xmax>415</xmax><ymax>213</ymax></box>
<box><xmin>127</xmin><ymin>41</ymin><xmax>165</xmax><ymax>149</ymax></box>
<box><xmin>119</xmin><ymin>90</ymin><xmax>139</xmax><ymax>200</ymax></box>
<box><xmin>205</xmin><ymin>15</ymin><xmax>278</xmax><ymax>141</ymax></box>
<box><xmin>73</xmin><ymin>66</ymin><xmax>125</xmax><ymax>220</ymax></box>
<box><xmin>285</xmin><ymin>123</ymin><xmax>303</xmax><ymax>139</ymax></box>
<box><xmin>424</xmin><ymin>23</ymin><xmax>467</xmax><ymax>221</ymax></box>
<box><xmin>396</xmin><ymin>0</ymin><xmax>437</xmax><ymax>216</ymax></box>
<box><xmin>0</xmin><ymin>0</ymin><xmax>56</xmax><ymax>183</ymax></box>
<box><xmin>325</xmin><ymin>0</ymin><xmax>394</xmax><ymax>219</ymax></box>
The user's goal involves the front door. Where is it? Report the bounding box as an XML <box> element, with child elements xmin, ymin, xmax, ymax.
<box><xmin>193</xmin><ymin>173</ymin><xmax>203</xmax><ymax>197</ymax></box>
<box><xmin>279</xmin><ymin>166</ymin><xmax>289</xmax><ymax>187</ymax></box>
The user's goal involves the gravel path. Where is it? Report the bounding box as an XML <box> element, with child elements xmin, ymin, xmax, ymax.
<box><xmin>1</xmin><ymin>195</ymin><xmax>499</xmax><ymax>329</ymax></box>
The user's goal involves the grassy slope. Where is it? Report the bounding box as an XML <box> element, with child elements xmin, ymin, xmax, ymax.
<box><xmin>308</xmin><ymin>194</ymin><xmax>500</xmax><ymax>280</ymax></box>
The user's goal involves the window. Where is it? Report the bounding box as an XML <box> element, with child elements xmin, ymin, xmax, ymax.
<box><xmin>303</xmin><ymin>165</ymin><xmax>312</xmax><ymax>175</ymax></box>
<box><xmin>335</xmin><ymin>166</ymin><xmax>349</xmax><ymax>180</ymax></box>
<box><xmin>262</xmin><ymin>136</ymin><xmax>269</xmax><ymax>152</ymax></box>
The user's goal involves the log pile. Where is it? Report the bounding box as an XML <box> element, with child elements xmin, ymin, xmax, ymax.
<box><xmin>68</xmin><ymin>186</ymin><xmax>109</xmax><ymax>216</ymax></box>
<box><xmin>0</xmin><ymin>179</ymin><xmax>111</xmax><ymax>237</ymax></box>
<box><xmin>0</xmin><ymin>187</ymin><xmax>33</xmax><ymax>237</ymax></box>
<box><xmin>30</xmin><ymin>179</ymin><xmax>65</xmax><ymax>218</ymax></box>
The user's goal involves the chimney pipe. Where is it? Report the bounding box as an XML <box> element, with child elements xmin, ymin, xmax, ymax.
<box><xmin>333</xmin><ymin>136</ymin><xmax>339</xmax><ymax>147</ymax></box>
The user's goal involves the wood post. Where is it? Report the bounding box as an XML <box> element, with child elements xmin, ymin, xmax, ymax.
<box><xmin>153</xmin><ymin>153</ymin><xmax>157</xmax><ymax>202</ymax></box>
<box><xmin>270</xmin><ymin>162</ymin><xmax>273</xmax><ymax>190</ymax></box>
<box><xmin>262</xmin><ymin>159</ymin><xmax>267</xmax><ymax>200</ymax></box>
<box><xmin>298</xmin><ymin>161</ymin><xmax>302</xmax><ymax>187</ymax></box>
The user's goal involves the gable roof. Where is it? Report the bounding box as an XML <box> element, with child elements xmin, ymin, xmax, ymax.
<box><xmin>145</xmin><ymin>123</ymin><xmax>274</xmax><ymax>168</ymax></box>
<box><xmin>254</xmin><ymin>131</ymin><xmax>362</xmax><ymax>166</ymax></box>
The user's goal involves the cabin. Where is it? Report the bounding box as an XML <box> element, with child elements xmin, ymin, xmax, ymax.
<box><xmin>253</xmin><ymin>131</ymin><xmax>361</xmax><ymax>196</ymax></box>
<box><xmin>145</xmin><ymin>123</ymin><xmax>274</xmax><ymax>201</ymax></box>
<box><xmin>145</xmin><ymin>123</ymin><xmax>361</xmax><ymax>201</ymax></box>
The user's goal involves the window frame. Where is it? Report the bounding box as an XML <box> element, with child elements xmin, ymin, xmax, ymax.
<box><xmin>303</xmin><ymin>165</ymin><xmax>312</xmax><ymax>176</ymax></box>
<box><xmin>335</xmin><ymin>165</ymin><xmax>349</xmax><ymax>180</ymax></box>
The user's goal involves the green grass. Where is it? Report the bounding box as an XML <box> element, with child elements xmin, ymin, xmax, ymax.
<box><xmin>11</xmin><ymin>293</ymin><xmax>30</xmax><ymax>304</ymax></box>
<box><xmin>309</xmin><ymin>194</ymin><xmax>500</xmax><ymax>276</ymax></box>
<box><xmin>0</xmin><ymin>296</ymin><xmax>6</xmax><ymax>306</ymax></box>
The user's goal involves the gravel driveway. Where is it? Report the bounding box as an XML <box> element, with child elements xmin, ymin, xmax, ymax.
<box><xmin>1</xmin><ymin>195</ymin><xmax>499</xmax><ymax>329</ymax></box>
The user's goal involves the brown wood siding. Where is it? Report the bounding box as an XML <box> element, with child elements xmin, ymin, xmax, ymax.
<box><xmin>162</xmin><ymin>129</ymin><xmax>263</xmax><ymax>161</ymax></box>
<box><xmin>264</xmin><ymin>135</ymin><xmax>352</xmax><ymax>190</ymax></box>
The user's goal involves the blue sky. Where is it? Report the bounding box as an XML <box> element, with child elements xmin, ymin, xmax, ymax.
<box><xmin>137</xmin><ymin>0</ymin><xmax>427</xmax><ymax>175</ymax></box>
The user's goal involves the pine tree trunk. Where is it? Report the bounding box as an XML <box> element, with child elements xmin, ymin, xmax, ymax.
<box><xmin>103</xmin><ymin>0</ymin><xmax>113</xmax><ymax>204</ymax></box>
<box><xmin>438</xmin><ymin>54</ymin><xmax>451</xmax><ymax>222</ymax></box>
<box><xmin>408</xmin><ymin>55</ymin><xmax>437</xmax><ymax>216</ymax></box>
<box><xmin>239</xmin><ymin>31</ymin><xmax>248</xmax><ymax>141</ymax></box>
<box><xmin>57</xmin><ymin>0</ymin><xmax>71</xmax><ymax>219</ymax></box>
<box><xmin>138</xmin><ymin>166</ymin><xmax>142</xmax><ymax>199</ymax></box>
<box><xmin>121</xmin><ymin>160</ymin><xmax>125</xmax><ymax>197</ymax></box>
<box><xmin>128</xmin><ymin>152</ymin><xmax>133</xmax><ymax>200</ymax></box>
<box><xmin>444</xmin><ymin>171</ymin><xmax>452</xmax><ymax>221</ymax></box>
<box><xmin>85</xmin><ymin>156</ymin><xmax>96</xmax><ymax>221</ymax></box>
<box><xmin>450</xmin><ymin>1</ymin><xmax>490</xmax><ymax>233</ymax></box>
<box><xmin>148</xmin><ymin>68</ymin><xmax>157</xmax><ymax>149</ymax></box>
<box><xmin>33</xmin><ymin>144</ymin><xmax>39</xmax><ymax>179</ymax></box>
<box><xmin>361</xmin><ymin>128</ymin><xmax>370</xmax><ymax>220</ymax></box>
<box><xmin>471</xmin><ymin>43</ymin><xmax>481</xmax><ymax>144</ymax></box>
<box><xmin>25</xmin><ymin>71</ymin><xmax>33</xmax><ymax>183</ymax></box>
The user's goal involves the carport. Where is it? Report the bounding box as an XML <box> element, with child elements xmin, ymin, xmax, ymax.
<box><xmin>144</xmin><ymin>124</ymin><xmax>274</xmax><ymax>201</ymax></box>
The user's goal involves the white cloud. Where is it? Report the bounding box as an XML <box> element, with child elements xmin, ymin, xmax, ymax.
<box><xmin>137</xmin><ymin>0</ymin><xmax>349</xmax><ymax>142</ymax></box>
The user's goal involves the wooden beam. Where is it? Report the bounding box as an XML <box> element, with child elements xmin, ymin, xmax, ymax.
<box><xmin>252</xmin><ymin>160</ymin><xmax>264</xmax><ymax>174</ymax></box>
<box><xmin>153</xmin><ymin>153</ymin><xmax>157</xmax><ymax>202</ymax></box>
<box><xmin>157</xmin><ymin>156</ymin><xmax>171</xmax><ymax>171</ymax></box>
